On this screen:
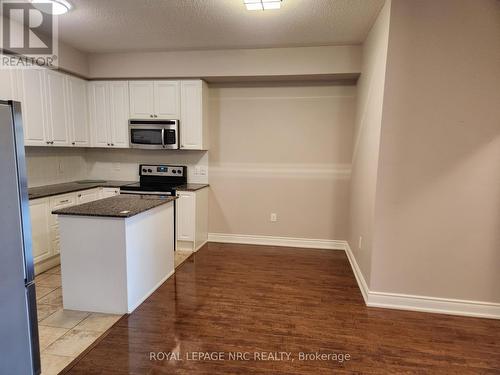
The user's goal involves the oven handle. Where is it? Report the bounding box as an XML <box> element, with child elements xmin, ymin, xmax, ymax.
<box><xmin>161</xmin><ymin>128</ymin><xmax>165</xmax><ymax>148</ymax></box>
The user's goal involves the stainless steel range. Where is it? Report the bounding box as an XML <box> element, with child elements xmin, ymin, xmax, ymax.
<box><xmin>120</xmin><ymin>164</ymin><xmax>187</xmax><ymax>196</ymax></box>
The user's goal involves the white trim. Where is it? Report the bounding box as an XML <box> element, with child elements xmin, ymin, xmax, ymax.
<box><xmin>127</xmin><ymin>269</ymin><xmax>175</xmax><ymax>313</ymax></box>
<box><xmin>195</xmin><ymin>239</ymin><xmax>208</xmax><ymax>252</ymax></box>
<box><xmin>208</xmin><ymin>233</ymin><xmax>345</xmax><ymax>250</ymax></box>
<box><xmin>208</xmin><ymin>234</ymin><xmax>500</xmax><ymax>320</ymax></box>
<box><xmin>343</xmin><ymin>242</ymin><xmax>369</xmax><ymax>303</ymax></box>
<box><xmin>344</xmin><ymin>242</ymin><xmax>500</xmax><ymax>320</ymax></box>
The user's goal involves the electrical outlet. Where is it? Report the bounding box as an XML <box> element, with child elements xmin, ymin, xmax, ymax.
<box><xmin>58</xmin><ymin>159</ymin><xmax>64</xmax><ymax>174</ymax></box>
<box><xmin>270</xmin><ymin>213</ymin><xmax>278</xmax><ymax>222</ymax></box>
<box><xmin>358</xmin><ymin>236</ymin><xmax>363</xmax><ymax>250</ymax></box>
<box><xmin>199</xmin><ymin>167</ymin><xmax>207</xmax><ymax>176</ymax></box>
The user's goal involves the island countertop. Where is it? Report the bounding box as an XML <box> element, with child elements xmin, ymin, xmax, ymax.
<box><xmin>52</xmin><ymin>194</ymin><xmax>177</xmax><ymax>218</ymax></box>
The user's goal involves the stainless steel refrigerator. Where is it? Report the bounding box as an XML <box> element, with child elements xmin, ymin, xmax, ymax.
<box><xmin>0</xmin><ymin>100</ymin><xmax>41</xmax><ymax>375</ymax></box>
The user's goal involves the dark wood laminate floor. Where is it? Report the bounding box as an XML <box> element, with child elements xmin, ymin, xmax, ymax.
<box><xmin>64</xmin><ymin>243</ymin><xmax>500</xmax><ymax>374</ymax></box>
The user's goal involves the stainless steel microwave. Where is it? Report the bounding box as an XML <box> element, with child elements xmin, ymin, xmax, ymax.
<box><xmin>129</xmin><ymin>120</ymin><xmax>179</xmax><ymax>149</ymax></box>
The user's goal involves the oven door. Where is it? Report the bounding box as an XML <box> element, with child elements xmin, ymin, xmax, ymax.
<box><xmin>129</xmin><ymin>125</ymin><xmax>164</xmax><ymax>149</ymax></box>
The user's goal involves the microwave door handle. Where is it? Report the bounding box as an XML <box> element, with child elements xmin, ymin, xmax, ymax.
<box><xmin>161</xmin><ymin>128</ymin><xmax>165</xmax><ymax>148</ymax></box>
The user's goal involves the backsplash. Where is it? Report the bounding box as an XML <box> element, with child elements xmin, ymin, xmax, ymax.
<box><xmin>25</xmin><ymin>147</ymin><xmax>209</xmax><ymax>187</ymax></box>
<box><xmin>25</xmin><ymin>147</ymin><xmax>88</xmax><ymax>187</ymax></box>
<box><xmin>84</xmin><ymin>148</ymin><xmax>208</xmax><ymax>184</ymax></box>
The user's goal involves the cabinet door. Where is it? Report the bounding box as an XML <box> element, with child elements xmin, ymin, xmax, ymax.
<box><xmin>176</xmin><ymin>191</ymin><xmax>196</xmax><ymax>241</ymax></box>
<box><xmin>129</xmin><ymin>81</ymin><xmax>154</xmax><ymax>119</ymax></box>
<box><xmin>154</xmin><ymin>80</ymin><xmax>180</xmax><ymax>119</ymax></box>
<box><xmin>109</xmin><ymin>81</ymin><xmax>130</xmax><ymax>148</ymax></box>
<box><xmin>49</xmin><ymin>193</ymin><xmax>77</xmax><ymax>255</ymax></box>
<box><xmin>67</xmin><ymin>76</ymin><xmax>89</xmax><ymax>146</ymax></box>
<box><xmin>0</xmin><ymin>70</ymin><xmax>14</xmax><ymax>100</ymax></box>
<box><xmin>29</xmin><ymin>199</ymin><xmax>51</xmax><ymax>263</ymax></box>
<box><xmin>180</xmin><ymin>80</ymin><xmax>203</xmax><ymax>149</ymax></box>
<box><xmin>100</xmin><ymin>187</ymin><xmax>120</xmax><ymax>198</ymax></box>
<box><xmin>17</xmin><ymin>69</ymin><xmax>48</xmax><ymax>146</ymax></box>
<box><xmin>76</xmin><ymin>188</ymin><xmax>101</xmax><ymax>204</ymax></box>
<box><xmin>45</xmin><ymin>70</ymin><xmax>70</xmax><ymax>146</ymax></box>
<box><xmin>88</xmin><ymin>82</ymin><xmax>110</xmax><ymax>147</ymax></box>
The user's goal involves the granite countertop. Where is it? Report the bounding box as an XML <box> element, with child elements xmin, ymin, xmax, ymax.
<box><xmin>175</xmin><ymin>183</ymin><xmax>209</xmax><ymax>192</ymax></box>
<box><xmin>28</xmin><ymin>180</ymin><xmax>137</xmax><ymax>200</ymax></box>
<box><xmin>52</xmin><ymin>194</ymin><xmax>177</xmax><ymax>218</ymax></box>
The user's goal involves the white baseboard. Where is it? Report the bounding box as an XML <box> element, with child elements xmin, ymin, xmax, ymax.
<box><xmin>208</xmin><ymin>233</ymin><xmax>345</xmax><ymax>250</ymax></box>
<box><xmin>208</xmin><ymin>233</ymin><xmax>500</xmax><ymax>320</ymax></box>
<box><xmin>128</xmin><ymin>269</ymin><xmax>175</xmax><ymax>313</ymax></box>
<box><xmin>344</xmin><ymin>242</ymin><xmax>500</xmax><ymax>320</ymax></box>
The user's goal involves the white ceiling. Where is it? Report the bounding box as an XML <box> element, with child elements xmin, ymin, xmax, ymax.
<box><xmin>57</xmin><ymin>0</ymin><xmax>385</xmax><ymax>53</ymax></box>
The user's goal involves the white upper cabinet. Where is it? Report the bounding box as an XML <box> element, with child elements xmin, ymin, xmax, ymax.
<box><xmin>129</xmin><ymin>80</ymin><xmax>180</xmax><ymax>119</ymax></box>
<box><xmin>66</xmin><ymin>76</ymin><xmax>90</xmax><ymax>147</ymax></box>
<box><xmin>0</xmin><ymin>70</ymin><xmax>15</xmax><ymax>101</ymax></box>
<box><xmin>129</xmin><ymin>81</ymin><xmax>155</xmax><ymax>118</ymax></box>
<box><xmin>108</xmin><ymin>81</ymin><xmax>130</xmax><ymax>148</ymax></box>
<box><xmin>88</xmin><ymin>81</ymin><xmax>130</xmax><ymax>148</ymax></box>
<box><xmin>154</xmin><ymin>81</ymin><xmax>180</xmax><ymax>119</ymax></box>
<box><xmin>88</xmin><ymin>82</ymin><xmax>110</xmax><ymax>147</ymax></box>
<box><xmin>16</xmin><ymin>69</ymin><xmax>48</xmax><ymax>146</ymax></box>
<box><xmin>45</xmin><ymin>70</ymin><xmax>70</xmax><ymax>146</ymax></box>
<box><xmin>180</xmin><ymin>80</ymin><xmax>209</xmax><ymax>150</ymax></box>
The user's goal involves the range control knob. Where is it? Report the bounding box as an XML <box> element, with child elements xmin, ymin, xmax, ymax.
<box><xmin>142</xmin><ymin>168</ymin><xmax>147</xmax><ymax>173</ymax></box>
<box><xmin>147</xmin><ymin>169</ymin><xmax>152</xmax><ymax>173</ymax></box>
<box><xmin>177</xmin><ymin>169</ymin><xmax>182</xmax><ymax>174</ymax></box>
<box><xmin>172</xmin><ymin>170</ymin><xmax>177</xmax><ymax>174</ymax></box>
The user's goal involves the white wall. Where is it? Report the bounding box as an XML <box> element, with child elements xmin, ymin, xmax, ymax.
<box><xmin>371</xmin><ymin>0</ymin><xmax>500</xmax><ymax>303</ymax></box>
<box><xmin>348</xmin><ymin>0</ymin><xmax>391</xmax><ymax>286</ymax></box>
<box><xmin>88</xmin><ymin>46</ymin><xmax>361</xmax><ymax>79</ymax></box>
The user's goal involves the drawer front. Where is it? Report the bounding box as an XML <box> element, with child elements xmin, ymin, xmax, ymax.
<box><xmin>49</xmin><ymin>193</ymin><xmax>76</xmax><ymax>225</ymax></box>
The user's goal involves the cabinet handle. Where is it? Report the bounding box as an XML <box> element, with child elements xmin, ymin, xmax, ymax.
<box><xmin>150</xmin><ymin>114</ymin><xmax>154</xmax><ymax>118</ymax></box>
<box><xmin>111</xmin><ymin>143</ymin><xmax>114</xmax><ymax>146</ymax></box>
<box><xmin>46</xmin><ymin>141</ymin><xmax>50</xmax><ymax>145</ymax></box>
<box><xmin>78</xmin><ymin>194</ymin><xmax>82</xmax><ymax>198</ymax></box>
<box><xmin>72</xmin><ymin>142</ymin><xmax>75</xmax><ymax>145</ymax></box>
<box><xmin>154</xmin><ymin>114</ymin><xmax>158</xmax><ymax>118</ymax></box>
<box><xmin>60</xmin><ymin>199</ymin><xmax>70</xmax><ymax>204</ymax></box>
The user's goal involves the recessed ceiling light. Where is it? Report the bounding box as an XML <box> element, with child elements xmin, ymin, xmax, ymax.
<box><xmin>30</xmin><ymin>0</ymin><xmax>73</xmax><ymax>15</ymax></box>
<box><xmin>244</xmin><ymin>0</ymin><xmax>282</xmax><ymax>11</ymax></box>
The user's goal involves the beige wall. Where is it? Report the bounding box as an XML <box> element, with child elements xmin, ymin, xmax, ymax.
<box><xmin>371</xmin><ymin>0</ymin><xmax>500</xmax><ymax>302</ymax></box>
<box><xmin>348</xmin><ymin>0</ymin><xmax>391</xmax><ymax>285</ymax></box>
<box><xmin>87</xmin><ymin>46</ymin><xmax>361</xmax><ymax>79</ymax></box>
<box><xmin>208</xmin><ymin>85</ymin><xmax>355</xmax><ymax>239</ymax></box>
<box><xmin>58</xmin><ymin>40</ymin><xmax>89</xmax><ymax>77</ymax></box>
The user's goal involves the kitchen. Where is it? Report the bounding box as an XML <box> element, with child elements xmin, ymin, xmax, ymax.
<box><xmin>1</xmin><ymin>1</ymin><xmax>500</xmax><ymax>375</ymax></box>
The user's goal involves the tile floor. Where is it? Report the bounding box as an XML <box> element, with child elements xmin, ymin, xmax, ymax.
<box><xmin>36</xmin><ymin>252</ymin><xmax>191</xmax><ymax>374</ymax></box>
<box><xmin>35</xmin><ymin>266</ymin><xmax>122</xmax><ymax>375</ymax></box>
<box><xmin>174</xmin><ymin>250</ymin><xmax>192</xmax><ymax>268</ymax></box>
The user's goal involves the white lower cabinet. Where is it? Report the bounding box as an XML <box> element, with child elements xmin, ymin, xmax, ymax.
<box><xmin>29</xmin><ymin>198</ymin><xmax>52</xmax><ymax>263</ymax></box>
<box><xmin>100</xmin><ymin>187</ymin><xmax>120</xmax><ymax>198</ymax></box>
<box><xmin>76</xmin><ymin>188</ymin><xmax>101</xmax><ymax>204</ymax></box>
<box><xmin>49</xmin><ymin>193</ymin><xmax>77</xmax><ymax>255</ymax></box>
<box><xmin>176</xmin><ymin>188</ymin><xmax>208</xmax><ymax>252</ymax></box>
<box><xmin>31</xmin><ymin>187</ymin><xmax>113</xmax><ymax>272</ymax></box>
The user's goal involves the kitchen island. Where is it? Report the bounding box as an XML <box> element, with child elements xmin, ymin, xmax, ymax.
<box><xmin>53</xmin><ymin>194</ymin><xmax>176</xmax><ymax>314</ymax></box>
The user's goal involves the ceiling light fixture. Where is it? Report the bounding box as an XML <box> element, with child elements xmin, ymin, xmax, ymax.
<box><xmin>30</xmin><ymin>0</ymin><xmax>73</xmax><ymax>15</ymax></box>
<box><xmin>244</xmin><ymin>0</ymin><xmax>282</xmax><ymax>11</ymax></box>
